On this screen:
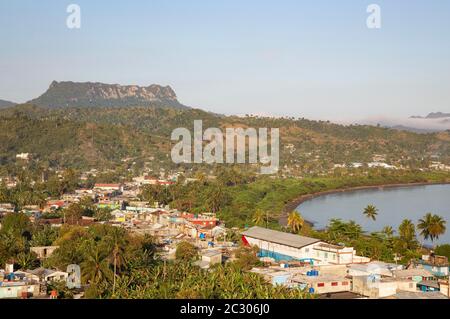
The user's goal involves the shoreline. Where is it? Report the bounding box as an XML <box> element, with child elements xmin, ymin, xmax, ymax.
<box><xmin>278</xmin><ymin>181</ymin><xmax>450</xmax><ymax>226</ymax></box>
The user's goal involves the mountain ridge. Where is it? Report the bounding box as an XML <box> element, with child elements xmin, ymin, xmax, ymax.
<box><xmin>411</xmin><ymin>112</ymin><xmax>450</xmax><ymax>119</ymax></box>
<box><xmin>27</xmin><ymin>80</ymin><xmax>188</xmax><ymax>109</ymax></box>
<box><xmin>0</xmin><ymin>99</ymin><xmax>16</xmax><ymax>108</ymax></box>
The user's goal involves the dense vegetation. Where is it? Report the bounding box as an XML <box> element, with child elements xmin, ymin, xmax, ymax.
<box><xmin>1</xmin><ymin>104</ymin><xmax>449</xmax><ymax>175</ymax></box>
<box><xmin>0</xmin><ymin>213</ymin><xmax>310</xmax><ymax>299</ymax></box>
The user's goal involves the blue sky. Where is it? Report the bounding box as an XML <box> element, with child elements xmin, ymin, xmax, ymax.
<box><xmin>0</xmin><ymin>0</ymin><xmax>449</xmax><ymax>120</ymax></box>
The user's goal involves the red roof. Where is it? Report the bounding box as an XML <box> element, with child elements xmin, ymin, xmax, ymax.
<box><xmin>46</xmin><ymin>200</ymin><xmax>65</xmax><ymax>207</ymax></box>
<box><xmin>158</xmin><ymin>181</ymin><xmax>174</xmax><ymax>185</ymax></box>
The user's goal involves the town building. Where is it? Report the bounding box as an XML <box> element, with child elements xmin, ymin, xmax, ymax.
<box><xmin>30</xmin><ymin>246</ymin><xmax>59</xmax><ymax>259</ymax></box>
<box><xmin>352</xmin><ymin>276</ymin><xmax>417</xmax><ymax>298</ymax></box>
<box><xmin>242</xmin><ymin>226</ymin><xmax>369</xmax><ymax>265</ymax></box>
<box><xmin>410</xmin><ymin>254</ymin><xmax>449</xmax><ymax>277</ymax></box>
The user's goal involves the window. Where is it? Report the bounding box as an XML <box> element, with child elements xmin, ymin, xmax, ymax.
<box><xmin>331</xmin><ymin>282</ymin><xmax>338</xmax><ymax>286</ymax></box>
<box><xmin>324</xmin><ymin>253</ymin><xmax>328</xmax><ymax>259</ymax></box>
<box><xmin>305</xmin><ymin>248</ymin><xmax>309</xmax><ymax>253</ymax></box>
<box><xmin>342</xmin><ymin>281</ymin><xmax>349</xmax><ymax>286</ymax></box>
<box><xmin>317</xmin><ymin>283</ymin><xmax>325</xmax><ymax>287</ymax></box>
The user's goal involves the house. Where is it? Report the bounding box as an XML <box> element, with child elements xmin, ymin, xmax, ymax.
<box><xmin>382</xmin><ymin>291</ymin><xmax>449</xmax><ymax>299</ymax></box>
<box><xmin>290</xmin><ymin>272</ymin><xmax>351</xmax><ymax>294</ymax></box>
<box><xmin>0</xmin><ymin>203</ymin><xmax>15</xmax><ymax>214</ymax></box>
<box><xmin>250</xmin><ymin>268</ymin><xmax>294</xmax><ymax>286</ymax></box>
<box><xmin>188</xmin><ymin>217</ymin><xmax>219</xmax><ymax>229</ymax></box>
<box><xmin>241</xmin><ymin>226</ymin><xmax>368</xmax><ymax>265</ymax></box>
<box><xmin>94</xmin><ymin>183</ymin><xmax>123</xmax><ymax>191</ymax></box>
<box><xmin>410</xmin><ymin>254</ymin><xmax>449</xmax><ymax>277</ymax></box>
<box><xmin>347</xmin><ymin>261</ymin><xmax>403</xmax><ymax>277</ymax></box>
<box><xmin>30</xmin><ymin>246</ymin><xmax>59</xmax><ymax>259</ymax></box>
<box><xmin>94</xmin><ymin>183</ymin><xmax>123</xmax><ymax>194</ymax></box>
<box><xmin>201</xmin><ymin>250</ymin><xmax>222</xmax><ymax>266</ymax></box>
<box><xmin>438</xmin><ymin>278</ymin><xmax>450</xmax><ymax>297</ymax></box>
<box><xmin>45</xmin><ymin>200</ymin><xmax>66</xmax><ymax>211</ymax></box>
<box><xmin>16</xmin><ymin>153</ymin><xmax>31</xmax><ymax>160</ymax></box>
<box><xmin>392</xmin><ymin>268</ymin><xmax>435</xmax><ymax>283</ymax></box>
<box><xmin>111</xmin><ymin>210</ymin><xmax>126</xmax><ymax>223</ymax></box>
<box><xmin>352</xmin><ymin>276</ymin><xmax>416</xmax><ymax>298</ymax></box>
<box><xmin>27</xmin><ymin>268</ymin><xmax>68</xmax><ymax>283</ymax></box>
<box><xmin>0</xmin><ymin>281</ymin><xmax>41</xmax><ymax>299</ymax></box>
<box><xmin>194</xmin><ymin>250</ymin><xmax>223</xmax><ymax>269</ymax></box>
<box><xmin>417</xmin><ymin>280</ymin><xmax>440</xmax><ymax>293</ymax></box>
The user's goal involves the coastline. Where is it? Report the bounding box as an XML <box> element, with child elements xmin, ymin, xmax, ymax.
<box><xmin>278</xmin><ymin>180</ymin><xmax>450</xmax><ymax>226</ymax></box>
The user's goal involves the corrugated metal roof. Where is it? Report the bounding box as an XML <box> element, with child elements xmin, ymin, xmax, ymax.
<box><xmin>242</xmin><ymin>226</ymin><xmax>320</xmax><ymax>249</ymax></box>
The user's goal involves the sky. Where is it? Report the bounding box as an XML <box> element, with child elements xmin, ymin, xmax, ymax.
<box><xmin>0</xmin><ymin>0</ymin><xmax>449</xmax><ymax>121</ymax></box>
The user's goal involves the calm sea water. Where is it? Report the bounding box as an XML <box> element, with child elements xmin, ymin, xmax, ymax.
<box><xmin>296</xmin><ymin>184</ymin><xmax>450</xmax><ymax>245</ymax></box>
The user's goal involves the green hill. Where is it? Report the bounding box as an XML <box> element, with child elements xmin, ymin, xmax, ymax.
<box><xmin>1</xmin><ymin>103</ymin><xmax>449</xmax><ymax>175</ymax></box>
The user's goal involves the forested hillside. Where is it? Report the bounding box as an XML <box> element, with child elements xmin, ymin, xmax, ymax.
<box><xmin>0</xmin><ymin>103</ymin><xmax>449</xmax><ymax>174</ymax></box>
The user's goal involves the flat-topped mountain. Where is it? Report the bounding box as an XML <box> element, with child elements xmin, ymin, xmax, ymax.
<box><xmin>28</xmin><ymin>81</ymin><xmax>187</xmax><ymax>109</ymax></box>
<box><xmin>0</xmin><ymin>99</ymin><xmax>16</xmax><ymax>108</ymax></box>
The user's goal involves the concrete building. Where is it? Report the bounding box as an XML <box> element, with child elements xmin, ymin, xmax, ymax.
<box><xmin>411</xmin><ymin>254</ymin><xmax>449</xmax><ymax>277</ymax></box>
<box><xmin>348</xmin><ymin>261</ymin><xmax>403</xmax><ymax>277</ymax></box>
<box><xmin>250</xmin><ymin>268</ymin><xmax>294</xmax><ymax>286</ymax></box>
<box><xmin>94</xmin><ymin>183</ymin><xmax>123</xmax><ymax>192</ymax></box>
<box><xmin>352</xmin><ymin>276</ymin><xmax>417</xmax><ymax>298</ymax></box>
<box><xmin>392</xmin><ymin>268</ymin><xmax>435</xmax><ymax>283</ymax></box>
<box><xmin>291</xmin><ymin>273</ymin><xmax>351</xmax><ymax>294</ymax></box>
<box><xmin>242</xmin><ymin>226</ymin><xmax>368</xmax><ymax>265</ymax></box>
<box><xmin>0</xmin><ymin>281</ymin><xmax>41</xmax><ymax>299</ymax></box>
<box><xmin>30</xmin><ymin>246</ymin><xmax>59</xmax><ymax>259</ymax></box>
<box><xmin>201</xmin><ymin>250</ymin><xmax>222</xmax><ymax>266</ymax></box>
<box><xmin>27</xmin><ymin>268</ymin><xmax>68</xmax><ymax>283</ymax></box>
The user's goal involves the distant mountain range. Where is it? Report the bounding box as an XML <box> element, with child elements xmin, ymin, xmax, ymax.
<box><xmin>26</xmin><ymin>81</ymin><xmax>188</xmax><ymax>109</ymax></box>
<box><xmin>411</xmin><ymin>112</ymin><xmax>450</xmax><ymax>119</ymax></box>
<box><xmin>0</xmin><ymin>99</ymin><xmax>16</xmax><ymax>108</ymax></box>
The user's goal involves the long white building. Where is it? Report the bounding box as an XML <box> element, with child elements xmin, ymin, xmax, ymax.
<box><xmin>242</xmin><ymin>226</ymin><xmax>369</xmax><ymax>266</ymax></box>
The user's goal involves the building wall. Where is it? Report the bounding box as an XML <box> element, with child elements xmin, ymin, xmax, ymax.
<box><xmin>245</xmin><ymin>236</ymin><xmax>357</xmax><ymax>265</ymax></box>
<box><xmin>422</xmin><ymin>264</ymin><xmax>449</xmax><ymax>277</ymax></box>
<box><xmin>30</xmin><ymin>246</ymin><xmax>59</xmax><ymax>259</ymax></box>
<box><xmin>245</xmin><ymin>236</ymin><xmax>318</xmax><ymax>262</ymax></box>
<box><xmin>312</xmin><ymin>279</ymin><xmax>350</xmax><ymax>294</ymax></box>
<box><xmin>352</xmin><ymin>276</ymin><xmax>415</xmax><ymax>298</ymax></box>
<box><xmin>0</xmin><ymin>284</ymin><xmax>40</xmax><ymax>299</ymax></box>
<box><xmin>202</xmin><ymin>254</ymin><xmax>222</xmax><ymax>265</ymax></box>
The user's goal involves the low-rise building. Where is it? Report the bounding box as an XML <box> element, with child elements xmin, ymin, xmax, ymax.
<box><xmin>242</xmin><ymin>226</ymin><xmax>368</xmax><ymax>265</ymax></box>
<box><xmin>291</xmin><ymin>272</ymin><xmax>351</xmax><ymax>294</ymax></box>
<box><xmin>392</xmin><ymin>268</ymin><xmax>435</xmax><ymax>283</ymax></box>
<box><xmin>352</xmin><ymin>276</ymin><xmax>416</xmax><ymax>299</ymax></box>
<box><xmin>0</xmin><ymin>281</ymin><xmax>41</xmax><ymax>299</ymax></box>
<box><xmin>410</xmin><ymin>254</ymin><xmax>449</xmax><ymax>277</ymax></box>
<box><xmin>30</xmin><ymin>246</ymin><xmax>59</xmax><ymax>259</ymax></box>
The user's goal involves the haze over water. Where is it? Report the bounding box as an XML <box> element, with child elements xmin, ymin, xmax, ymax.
<box><xmin>297</xmin><ymin>184</ymin><xmax>450</xmax><ymax>245</ymax></box>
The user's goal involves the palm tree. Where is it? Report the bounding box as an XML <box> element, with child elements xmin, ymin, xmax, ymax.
<box><xmin>381</xmin><ymin>226</ymin><xmax>394</xmax><ymax>238</ymax></box>
<box><xmin>15</xmin><ymin>252</ymin><xmax>37</xmax><ymax>270</ymax></box>
<box><xmin>252</xmin><ymin>209</ymin><xmax>265</xmax><ymax>226</ymax></box>
<box><xmin>363</xmin><ymin>205</ymin><xmax>378</xmax><ymax>221</ymax></box>
<box><xmin>398</xmin><ymin>219</ymin><xmax>417</xmax><ymax>250</ymax></box>
<box><xmin>107</xmin><ymin>228</ymin><xmax>127</xmax><ymax>295</ymax></box>
<box><xmin>418</xmin><ymin>213</ymin><xmax>447</xmax><ymax>243</ymax></box>
<box><xmin>81</xmin><ymin>243</ymin><xmax>112</xmax><ymax>285</ymax></box>
<box><xmin>287</xmin><ymin>211</ymin><xmax>304</xmax><ymax>234</ymax></box>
